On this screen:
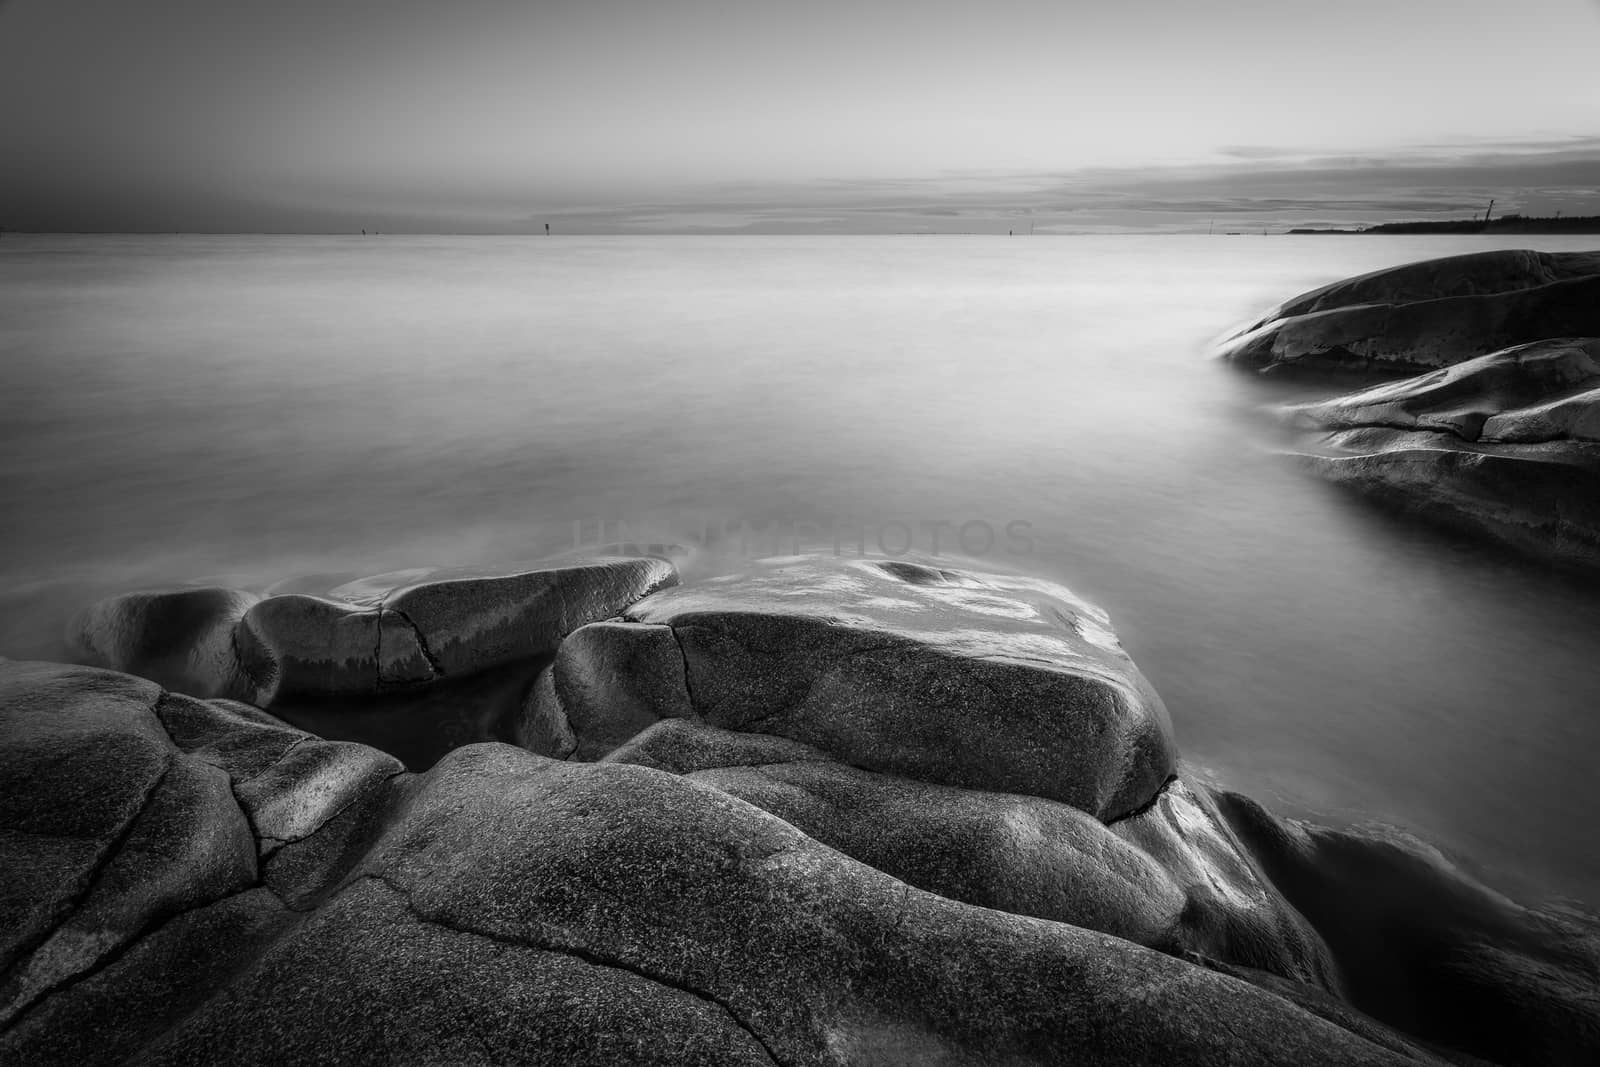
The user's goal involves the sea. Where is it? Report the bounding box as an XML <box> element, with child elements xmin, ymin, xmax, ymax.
<box><xmin>3</xmin><ymin>232</ymin><xmax>1598</xmax><ymax>904</ymax></box>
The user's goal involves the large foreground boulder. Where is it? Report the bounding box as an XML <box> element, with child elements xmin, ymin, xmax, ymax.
<box><xmin>67</xmin><ymin>558</ymin><xmax>676</xmax><ymax>707</ymax></box>
<box><xmin>1284</xmin><ymin>339</ymin><xmax>1600</xmax><ymax>568</ymax></box>
<box><xmin>525</xmin><ymin>557</ymin><xmax>1177</xmax><ymax>822</ymax></box>
<box><xmin>1218</xmin><ymin>249</ymin><xmax>1600</xmax><ymax>376</ymax></box>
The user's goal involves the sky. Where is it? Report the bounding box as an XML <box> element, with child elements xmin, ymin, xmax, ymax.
<box><xmin>2</xmin><ymin>0</ymin><xmax>1598</xmax><ymax>232</ymax></box>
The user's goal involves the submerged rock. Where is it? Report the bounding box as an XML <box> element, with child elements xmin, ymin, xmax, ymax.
<box><xmin>1218</xmin><ymin>249</ymin><xmax>1600</xmax><ymax>376</ymax></box>
<box><xmin>1284</xmin><ymin>339</ymin><xmax>1600</xmax><ymax>568</ymax></box>
<box><xmin>68</xmin><ymin>558</ymin><xmax>677</xmax><ymax>707</ymax></box>
<box><xmin>1220</xmin><ymin>791</ymin><xmax>1600</xmax><ymax>1067</ymax></box>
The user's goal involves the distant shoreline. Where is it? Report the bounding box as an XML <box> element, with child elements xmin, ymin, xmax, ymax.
<box><xmin>1289</xmin><ymin>215</ymin><xmax>1600</xmax><ymax>235</ymax></box>
<box><xmin>4</xmin><ymin>223</ymin><xmax>1599</xmax><ymax>237</ymax></box>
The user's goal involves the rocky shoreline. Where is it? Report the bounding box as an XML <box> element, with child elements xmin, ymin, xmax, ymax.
<box><xmin>1220</xmin><ymin>248</ymin><xmax>1600</xmax><ymax>571</ymax></box>
<box><xmin>5</xmin><ymin>250</ymin><xmax>1600</xmax><ymax>1064</ymax></box>
<box><xmin>3</xmin><ymin>550</ymin><xmax>1598</xmax><ymax>1064</ymax></box>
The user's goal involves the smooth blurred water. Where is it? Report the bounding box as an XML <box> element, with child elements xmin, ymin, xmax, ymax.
<box><xmin>4</xmin><ymin>233</ymin><xmax>1599</xmax><ymax>904</ymax></box>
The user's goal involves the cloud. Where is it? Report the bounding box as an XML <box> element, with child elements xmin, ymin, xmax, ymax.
<box><xmin>1217</xmin><ymin>145</ymin><xmax>1305</xmax><ymax>160</ymax></box>
<box><xmin>16</xmin><ymin>132</ymin><xmax>1599</xmax><ymax>234</ymax></box>
<box><xmin>597</xmin><ymin>138</ymin><xmax>1600</xmax><ymax>233</ymax></box>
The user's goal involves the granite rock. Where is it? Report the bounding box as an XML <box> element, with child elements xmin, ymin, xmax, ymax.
<box><xmin>68</xmin><ymin>557</ymin><xmax>677</xmax><ymax>707</ymax></box>
<box><xmin>1284</xmin><ymin>339</ymin><xmax>1600</xmax><ymax>568</ymax></box>
<box><xmin>1220</xmin><ymin>791</ymin><xmax>1600</xmax><ymax>1067</ymax></box>
<box><xmin>0</xmin><ymin>660</ymin><xmax>1438</xmax><ymax>1065</ymax></box>
<box><xmin>534</xmin><ymin>557</ymin><xmax>1177</xmax><ymax>822</ymax></box>
<box><xmin>15</xmin><ymin>554</ymin><xmax>1600</xmax><ymax>1064</ymax></box>
<box><xmin>1218</xmin><ymin>249</ymin><xmax>1600</xmax><ymax>376</ymax></box>
<box><xmin>608</xmin><ymin>718</ymin><xmax>1336</xmax><ymax>988</ymax></box>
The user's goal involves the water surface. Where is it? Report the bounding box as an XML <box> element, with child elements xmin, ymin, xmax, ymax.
<box><xmin>3</xmin><ymin>233</ymin><xmax>1598</xmax><ymax>903</ymax></box>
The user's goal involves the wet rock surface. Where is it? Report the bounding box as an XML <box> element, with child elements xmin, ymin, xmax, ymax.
<box><xmin>536</xmin><ymin>557</ymin><xmax>1177</xmax><ymax>820</ymax></box>
<box><xmin>1219</xmin><ymin>791</ymin><xmax>1600</xmax><ymax>1067</ymax></box>
<box><xmin>4</xmin><ymin>556</ymin><xmax>1597</xmax><ymax>1062</ymax></box>
<box><xmin>1218</xmin><ymin>249</ymin><xmax>1600</xmax><ymax>377</ymax></box>
<box><xmin>1287</xmin><ymin>337</ymin><xmax>1600</xmax><ymax>442</ymax></box>
<box><xmin>1284</xmin><ymin>339</ymin><xmax>1600</xmax><ymax>567</ymax></box>
<box><xmin>1223</xmin><ymin>249</ymin><xmax>1600</xmax><ymax>569</ymax></box>
<box><xmin>68</xmin><ymin>557</ymin><xmax>676</xmax><ymax>708</ymax></box>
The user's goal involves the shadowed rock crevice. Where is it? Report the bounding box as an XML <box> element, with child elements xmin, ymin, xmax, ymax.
<box><xmin>2</xmin><ymin>682</ymin><xmax>424</xmax><ymax>1046</ymax></box>
<box><xmin>1</xmin><ymin>755</ymin><xmax>258</xmax><ymax>1033</ymax></box>
<box><xmin>1107</xmin><ymin>772</ymin><xmax>1178</xmax><ymax>824</ymax></box>
<box><xmin>382</xmin><ymin>605</ymin><xmax>445</xmax><ymax>679</ymax></box>
<box><xmin>1</xmin><ymin>878</ymin><xmax>274</xmax><ymax>1038</ymax></box>
<box><xmin>0</xmin><ymin>755</ymin><xmax>173</xmax><ymax>992</ymax></box>
<box><xmin>255</xmin><ymin>764</ymin><xmax>409</xmax><ymax>855</ymax></box>
<box><xmin>663</xmin><ymin>622</ymin><xmax>700</xmax><ymax>714</ymax></box>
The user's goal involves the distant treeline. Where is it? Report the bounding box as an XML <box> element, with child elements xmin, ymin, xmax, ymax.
<box><xmin>1290</xmin><ymin>214</ymin><xmax>1600</xmax><ymax>235</ymax></box>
